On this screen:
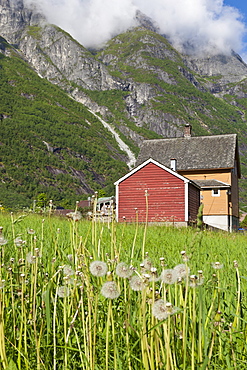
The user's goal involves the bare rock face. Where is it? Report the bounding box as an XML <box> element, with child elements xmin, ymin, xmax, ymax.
<box><xmin>0</xmin><ymin>0</ymin><xmax>117</xmax><ymax>90</ymax></box>
<box><xmin>183</xmin><ymin>52</ymin><xmax>247</xmax><ymax>97</ymax></box>
<box><xmin>184</xmin><ymin>52</ymin><xmax>247</xmax><ymax>83</ymax></box>
<box><xmin>0</xmin><ymin>0</ymin><xmax>43</xmax><ymax>44</ymax></box>
<box><xmin>18</xmin><ymin>25</ymin><xmax>117</xmax><ymax>90</ymax></box>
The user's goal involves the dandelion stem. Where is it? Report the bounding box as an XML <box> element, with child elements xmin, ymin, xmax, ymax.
<box><xmin>0</xmin><ymin>290</ymin><xmax>7</xmax><ymax>369</ymax></box>
<box><xmin>53</xmin><ymin>280</ymin><xmax>60</xmax><ymax>370</ymax></box>
<box><xmin>142</xmin><ymin>191</ymin><xmax>149</xmax><ymax>261</ymax></box>
<box><xmin>130</xmin><ymin>210</ymin><xmax>138</xmax><ymax>264</ymax></box>
<box><xmin>233</xmin><ymin>264</ymin><xmax>241</xmax><ymax>330</ymax></box>
<box><xmin>105</xmin><ymin>299</ymin><xmax>112</xmax><ymax>370</ymax></box>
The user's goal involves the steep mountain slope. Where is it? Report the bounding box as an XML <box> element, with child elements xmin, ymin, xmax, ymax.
<box><xmin>1</xmin><ymin>0</ymin><xmax>247</xmax><ymax>209</ymax></box>
<box><xmin>0</xmin><ymin>37</ymin><xmax>130</xmax><ymax>209</ymax></box>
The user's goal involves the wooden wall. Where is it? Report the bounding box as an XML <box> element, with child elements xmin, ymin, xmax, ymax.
<box><xmin>117</xmin><ymin>163</ymin><xmax>187</xmax><ymax>223</ymax></box>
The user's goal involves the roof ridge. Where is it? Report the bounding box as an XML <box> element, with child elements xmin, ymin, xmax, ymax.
<box><xmin>142</xmin><ymin>133</ymin><xmax>237</xmax><ymax>143</ymax></box>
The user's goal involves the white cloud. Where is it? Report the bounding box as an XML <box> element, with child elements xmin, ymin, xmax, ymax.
<box><xmin>23</xmin><ymin>0</ymin><xmax>247</xmax><ymax>56</ymax></box>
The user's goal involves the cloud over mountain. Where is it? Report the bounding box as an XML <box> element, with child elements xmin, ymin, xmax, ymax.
<box><xmin>24</xmin><ymin>0</ymin><xmax>246</xmax><ymax>56</ymax></box>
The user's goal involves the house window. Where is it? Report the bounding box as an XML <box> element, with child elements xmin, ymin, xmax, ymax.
<box><xmin>212</xmin><ymin>189</ymin><xmax>220</xmax><ymax>197</ymax></box>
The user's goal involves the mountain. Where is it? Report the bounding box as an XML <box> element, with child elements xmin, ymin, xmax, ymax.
<box><xmin>1</xmin><ymin>0</ymin><xmax>247</xmax><ymax>210</ymax></box>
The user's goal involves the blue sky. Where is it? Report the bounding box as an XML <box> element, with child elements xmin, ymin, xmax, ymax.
<box><xmin>224</xmin><ymin>0</ymin><xmax>247</xmax><ymax>60</ymax></box>
<box><xmin>225</xmin><ymin>0</ymin><xmax>247</xmax><ymax>22</ymax></box>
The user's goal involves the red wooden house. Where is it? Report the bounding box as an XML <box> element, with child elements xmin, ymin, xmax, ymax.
<box><xmin>114</xmin><ymin>158</ymin><xmax>200</xmax><ymax>225</ymax></box>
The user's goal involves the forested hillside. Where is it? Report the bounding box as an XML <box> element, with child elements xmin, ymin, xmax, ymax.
<box><xmin>0</xmin><ymin>38</ymin><xmax>130</xmax><ymax>209</ymax></box>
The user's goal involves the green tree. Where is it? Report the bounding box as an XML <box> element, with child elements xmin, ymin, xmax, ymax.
<box><xmin>36</xmin><ymin>193</ymin><xmax>47</xmax><ymax>208</ymax></box>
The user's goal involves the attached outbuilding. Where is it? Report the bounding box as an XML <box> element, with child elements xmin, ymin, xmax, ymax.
<box><xmin>114</xmin><ymin>158</ymin><xmax>200</xmax><ymax>225</ymax></box>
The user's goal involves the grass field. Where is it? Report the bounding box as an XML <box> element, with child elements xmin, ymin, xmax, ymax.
<box><xmin>0</xmin><ymin>211</ymin><xmax>246</xmax><ymax>369</ymax></box>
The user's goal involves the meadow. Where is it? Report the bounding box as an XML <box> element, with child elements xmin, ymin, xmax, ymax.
<box><xmin>0</xmin><ymin>210</ymin><xmax>246</xmax><ymax>369</ymax></box>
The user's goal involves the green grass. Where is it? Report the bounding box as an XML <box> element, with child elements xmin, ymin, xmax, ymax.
<box><xmin>0</xmin><ymin>211</ymin><xmax>246</xmax><ymax>369</ymax></box>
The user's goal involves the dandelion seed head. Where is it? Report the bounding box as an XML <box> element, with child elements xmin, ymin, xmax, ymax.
<box><xmin>174</xmin><ymin>264</ymin><xmax>190</xmax><ymax>279</ymax></box>
<box><xmin>67</xmin><ymin>254</ymin><xmax>73</xmax><ymax>262</ymax></box>
<box><xmin>129</xmin><ymin>275</ymin><xmax>145</xmax><ymax>291</ymax></box>
<box><xmin>233</xmin><ymin>260</ymin><xmax>238</xmax><ymax>268</ymax></box>
<box><xmin>72</xmin><ymin>211</ymin><xmax>82</xmax><ymax>221</ymax></box>
<box><xmin>63</xmin><ymin>265</ymin><xmax>75</xmax><ymax>276</ymax></box>
<box><xmin>0</xmin><ymin>236</ymin><xmax>7</xmax><ymax>245</ymax></box>
<box><xmin>116</xmin><ymin>262</ymin><xmax>133</xmax><ymax>279</ymax></box>
<box><xmin>143</xmin><ymin>273</ymin><xmax>151</xmax><ymax>281</ymax></box>
<box><xmin>152</xmin><ymin>299</ymin><xmax>178</xmax><ymax>320</ymax></box>
<box><xmin>160</xmin><ymin>269</ymin><xmax>177</xmax><ymax>284</ymax></box>
<box><xmin>89</xmin><ymin>261</ymin><xmax>108</xmax><ymax>277</ymax></box>
<box><xmin>189</xmin><ymin>275</ymin><xmax>198</xmax><ymax>288</ymax></box>
<box><xmin>26</xmin><ymin>252</ymin><xmax>36</xmax><ymax>264</ymax></box>
<box><xmin>66</xmin><ymin>211</ymin><xmax>82</xmax><ymax>221</ymax></box>
<box><xmin>197</xmin><ymin>270</ymin><xmax>205</xmax><ymax>285</ymax></box>
<box><xmin>27</xmin><ymin>228</ymin><xmax>35</xmax><ymax>235</ymax></box>
<box><xmin>57</xmin><ymin>285</ymin><xmax>70</xmax><ymax>298</ymax></box>
<box><xmin>212</xmin><ymin>262</ymin><xmax>223</xmax><ymax>269</ymax></box>
<box><xmin>182</xmin><ymin>255</ymin><xmax>189</xmax><ymax>262</ymax></box>
<box><xmin>152</xmin><ymin>299</ymin><xmax>168</xmax><ymax>320</ymax></box>
<box><xmin>14</xmin><ymin>237</ymin><xmax>26</xmax><ymax>247</ymax></box>
<box><xmin>101</xmin><ymin>281</ymin><xmax>120</xmax><ymax>299</ymax></box>
<box><xmin>149</xmin><ymin>267</ymin><xmax>159</xmax><ymax>281</ymax></box>
<box><xmin>34</xmin><ymin>248</ymin><xmax>41</xmax><ymax>257</ymax></box>
<box><xmin>142</xmin><ymin>258</ymin><xmax>152</xmax><ymax>271</ymax></box>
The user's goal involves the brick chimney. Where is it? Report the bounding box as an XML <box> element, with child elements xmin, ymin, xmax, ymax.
<box><xmin>184</xmin><ymin>123</ymin><xmax>192</xmax><ymax>138</ymax></box>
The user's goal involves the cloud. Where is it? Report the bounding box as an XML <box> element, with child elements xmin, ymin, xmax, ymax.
<box><xmin>23</xmin><ymin>0</ymin><xmax>247</xmax><ymax>56</ymax></box>
<box><xmin>24</xmin><ymin>0</ymin><xmax>138</xmax><ymax>48</ymax></box>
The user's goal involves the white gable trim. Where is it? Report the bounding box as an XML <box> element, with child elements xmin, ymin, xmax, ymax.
<box><xmin>114</xmin><ymin>158</ymin><xmax>190</xmax><ymax>185</ymax></box>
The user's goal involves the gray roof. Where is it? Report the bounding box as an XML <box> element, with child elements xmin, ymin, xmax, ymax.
<box><xmin>193</xmin><ymin>180</ymin><xmax>230</xmax><ymax>188</ymax></box>
<box><xmin>137</xmin><ymin>134</ymin><xmax>239</xmax><ymax>172</ymax></box>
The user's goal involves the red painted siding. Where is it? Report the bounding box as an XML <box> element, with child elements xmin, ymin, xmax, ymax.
<box><xmin>188</xmin><ymin>183</ymin><xmax>200</xmax><ymax>222</ymax></box>
<box><xmin>117</xmin><ymin>163</ymin><xmax>186</xmax><ymax>222</ymax></box>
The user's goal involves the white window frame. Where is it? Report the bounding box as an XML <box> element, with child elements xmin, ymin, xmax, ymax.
<box><xmin>212</xmin><ymin>189</ymin><xmax>220</xmax><ymax>197</ymax></box>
